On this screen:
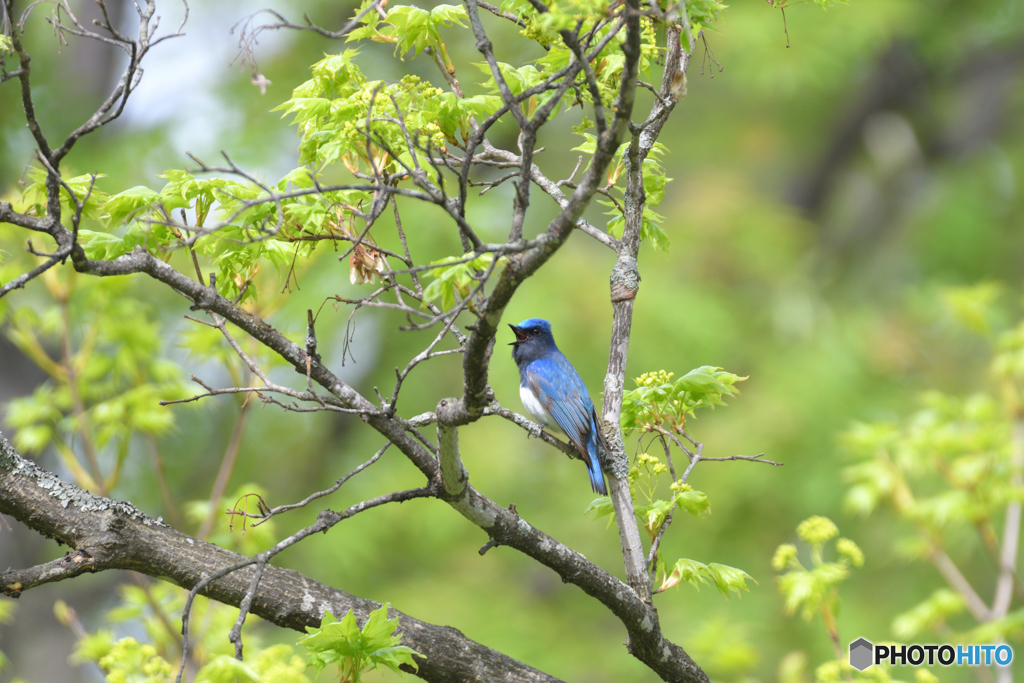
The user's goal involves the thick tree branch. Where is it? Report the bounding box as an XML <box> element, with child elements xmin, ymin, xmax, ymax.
<box><xmin>0</xmin><ymin>430</ymin><xmax>560</xmax><ymax>683</ymax></box>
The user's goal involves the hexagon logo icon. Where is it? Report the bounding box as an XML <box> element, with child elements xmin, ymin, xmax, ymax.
<box><xmin>849</xmin><ymin>638</ymin><xmax>873</xmax><ymax>671</ymax></box>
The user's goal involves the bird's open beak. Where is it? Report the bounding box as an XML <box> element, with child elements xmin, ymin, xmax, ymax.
<box><xmin>509</xmin><ymin>324</ymin><xmax>526</xmax><ymax>346</ymax></box>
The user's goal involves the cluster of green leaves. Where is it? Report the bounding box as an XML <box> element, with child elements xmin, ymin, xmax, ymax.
<box><xmin>890</xmin><ymin>589</ymin><xmax>966</xmax><ymax>641</ymax></box>
<box><xmin>75</xmin><ymin>636</ymin><xmax>310</xmax><ymax>683</ymax></box>
<box><xmin>624</xmin><ymin>450</ymin><xmax>753</xmax><ymax>597</ymax></box>
<box><xmin>0</xmin><ymin>272</ymin><xmax>189</xmax><ymax>493</ymax></box>
<box><xmin>843</xmin><ymin>392</ymin><xmax>1010</xmax><ymax>531</ymax></box>
<box><xmin>300</xmin><ymin>604</ymin><xmax>420</xmax><ymax>682</ymax></box>
<box><xmin>588</xmin><ymin>461</ymin><xmax>752</xmax><ymax>598</ymax></box>
<box><xmin>9</xmin><ymin>166</ymin><xmax>307</xmax><ymax>303</ymax></box>
<box><xmin>348</xmin><ymin>3</ymin><xmax>467</xmax><ymax>68</ymax></box>
<box><xmin>542</xmin><ymin>18</ymin><xmax>659</xmax><ymax>112</ymax></box>
<box><xmin>621</xmin><ymin>367</ymin><xmax>746</xmax><ymax>435</ymax></box>
<box><xmin>803</xmin><ymin>651</ymin><xmax>944</xmax><ymax>683</ymax></box>
<box><xmin>841</xmin><ymin>283</ymin><xmax>1024</xmax><ymax>645</ymax></box>
<box><xmin>659</xmin><ymin>556</ymin><xmax>755</xmax><ymax>598</ymax></box>
<box><xmin>276</xmin><ymin>51</ymin><xmax>474</xmax><ymax>172</ymax></box>
<box><xmin>278</xmin><ymin>0</ymin><xmax>665</xmax><ymax>189</ymax></box>
<box><xmin>420</xmin><ymin>252</ymin><xmax>497</xmax><ymax>311</ymax></box>
<box><xmin>57</xmin><ymin>589</ymin><xmax>418</xmax><ymax>682</ymax></box>
<box><xmin>574</xmin><ymin>136</ymin><xmax>673</xmax><ymax>250</ymax></box>
<box><xmin>773</xmin><ymin>516</ymin><xmax>863</xmax><ymax>621</ymax></box>
<box><xmin>74</xmin><ymin>630</ymin><xmax>310</xmax><ymax>683</ymax></box>
<box><xmin>630</xmin><ymin>450</ymin><xmax>710</xmax><ymax>521</ymax></box>
<box><xmin>502</xmin><ymin>0</ymin><xmax>724</xmax><ymax>60</ymax></box>
<box><xmin>773</xmin><ymin>517</ymin><xmax>884</xmax><ymax>683</ymax></box>
<box><xmin>813</xmin><ymin>655</ymin><xmax>938</xmax><ymax>683</ymax></box>
<box><xmin>63</xmin><ymin>583</ymin><xmax>311</xmax><ymax>683</ymax></box>
<box><xmin>14</xmin><ymin>160</ymin><xmax>387</xmax><ymax>303</ymax></box>
<box><xmin>3</xmin><ymin>0</ymin><xmax>702</xmax><ymax>315</ymax></box>
<box><xmin>684</xmin><ymin>0</ymin><xmax>729</xmax><ymax>34</ymax></box>
<box><xmin>16</xmin><ymin>167</ymin><xmax>110</xmax><ymax>223</ymax></box>
<box><xmin>590</xmin><ymin>367</ymin><xmax>753</xmax><ymax>597</ymax></box>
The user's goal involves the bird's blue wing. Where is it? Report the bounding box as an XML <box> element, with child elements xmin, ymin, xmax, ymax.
<box><xmin>525</xmin><ymin>355</ymin><xmax>607</xmax><ymax>494</ymax></box>
<box><xmin>525</xmin><ymin>356</ymin><xmax>593</xmax><ymax>447</ymax></box>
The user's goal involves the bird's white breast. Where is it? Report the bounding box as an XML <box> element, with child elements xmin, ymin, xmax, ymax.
<box><xmin>520</xmin><ymin>384</ymin><xmax>557</xmax><ymax>431</ymax></box>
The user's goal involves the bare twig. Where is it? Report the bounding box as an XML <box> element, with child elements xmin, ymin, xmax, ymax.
<box><xmin>227</xmin><ymin>443</ymin><xmax>391</xmax><ymax>526</ymax></box>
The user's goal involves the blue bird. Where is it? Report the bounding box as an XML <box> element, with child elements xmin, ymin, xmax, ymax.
<box><xmin>509</xmin><ymin>318</ymin><xmax>608</xmax><ymax>495</ymax></box>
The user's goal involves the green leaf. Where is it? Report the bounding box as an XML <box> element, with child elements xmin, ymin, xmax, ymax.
<box><xmin>641</xmin><ymin>216</ymin><xmax>670</xmax><ymax>251</ymax></box>
<box><xmin>706</xmin><ymin>563</ymin><xmax>755</xmax><ymax>598</ymax></box>
<box><xmin>778</xmin><ymin>563</ymin><xmax>850</xmax><ymax>620</ymax></box>
<box><xmin>195</xmin><ymin>655</ymin><xmax>263</xmax><ymax>683</ymax></box>
<box><xmin>105</xmin><ymin>186</ymin><xmax>158</xmax><ymax>226</ymax></box>
<box><xmin>584</xmin><ymin>496</ymin><xmax>616</xmax><ymax>528</ymax></box>
<box><xmin>372</xmin><ymin>5</ymin><xmax>467</xmax><ymax>58</ymax></box>
<box><xmin>277</xmin><ymin>167</ymin><xmax>316</xmax><ymax>191</ymax></box>
<box><xmin>676</xmin><ymin>489</ymin><xmax>711</xmax><ymax>517</ymax></box>
<box><xmin>300</xmin><ymin>604</ymin><xmax>421</xmax><ymax>678</ymax></box>
<box><xmin>661</xmin><ymin>558</ymin><xmax>754</xmax><ymax>598</ymax></box>
<box><xmin>77</xmin><ymin>230</ymin><xmax>129</xmax><ymax>260</ymax></box>
<box><xmin>662</xmin><ymin>558</ymin><xmax>711</xmax><ymax>591</ymax></box>
<box><xmin>73</xmin><ymin>636</ymin><xmax>174</xmax><ymax>683</ymax></box>
<box><xmin>621</xmin><ymin>367</ymin><xmax>746</xmax><ymax>434</ymax></box>
<box><xmin>640</xmin><ymin>498</ymin><xmax>674</xmax><ymax>533</ymax></box>
<box><xmin>421</xmin><ymin>253</ymin><xmax>495</xmax><ymax>311</ymax></box>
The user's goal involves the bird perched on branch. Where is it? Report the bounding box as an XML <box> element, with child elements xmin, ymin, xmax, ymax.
<box><xmin>509</xmin><ymin>318</ymin><xmax>608</xmax><ymax>495</ymax></box>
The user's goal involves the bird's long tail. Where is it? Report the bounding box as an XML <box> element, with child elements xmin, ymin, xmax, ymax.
<box><xmin>585</xmin><ymin>437</ymin><xmax>607</xmax><ymax>495</ymax></box>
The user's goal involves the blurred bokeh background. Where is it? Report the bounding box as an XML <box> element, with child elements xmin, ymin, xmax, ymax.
<box><xmin>1</xmin><ymin>0</ymin><xmax>1023</xmax><ymax>680</ymax></box>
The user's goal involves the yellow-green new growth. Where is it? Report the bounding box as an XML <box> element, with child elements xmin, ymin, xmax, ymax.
<box><xmin>775</xmin><ymin>517</ymin><xmax>864</xmax><ymax>665</ymax></box>
<box><xmin>797</xmin><ymin>515</ymin><xmax>839</xmax><ymax>546</ymax></box>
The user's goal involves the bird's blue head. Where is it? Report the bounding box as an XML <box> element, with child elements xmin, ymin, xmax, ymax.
<box><xmin>509</xmin><ymin>318</ymin><xmax>558</xmax><ymax>366</ymax></box>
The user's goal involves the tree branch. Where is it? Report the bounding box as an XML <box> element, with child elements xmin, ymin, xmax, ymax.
<box><xmin>992</xmin><ymin>415</ymin><xmax>1024</xmax><ymax>617</ymax></box>
<box><xmin>600</xmin><ymin>7</ymin><xmax>687</xmax><ymax>605</ymax></box>
<box><xmin>930</xmin><ymin>547</ymin><xmax>990</xmax><ymax>622</ymax></box>
<box><xmin>0</xmin><ymin>430</ymin><xmax>560</xmax><ymax>683</ymax></box>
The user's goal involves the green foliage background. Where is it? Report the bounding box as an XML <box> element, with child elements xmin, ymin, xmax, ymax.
<box><xmin>1</xmin><ymin>0</ymin><xmax>1023</xmax><ymax>681</ymax></box>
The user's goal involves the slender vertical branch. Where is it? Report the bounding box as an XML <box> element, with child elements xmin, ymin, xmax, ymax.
<box><xmin>197</xmin><ymin>403</ymin><xmax>252</xmax><ymax>541</ymax></box>
<box><xmin>600</xmin><ymin>10</ymin><xmax>688</xmax><ymax>603</ymax></box>
<box><xmin>993</xmin><ymin>415</ymin><xmax>1024</xmax><ymax>617</ymax></box>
